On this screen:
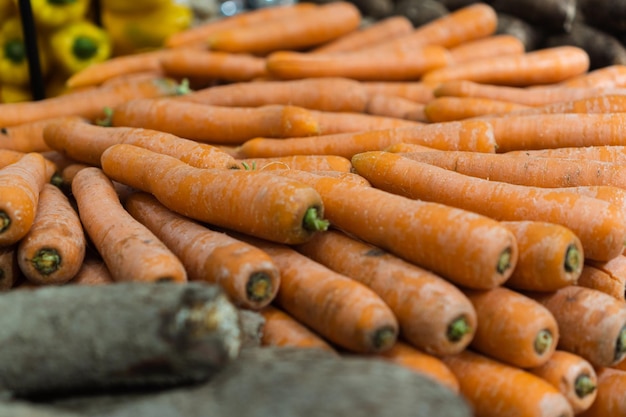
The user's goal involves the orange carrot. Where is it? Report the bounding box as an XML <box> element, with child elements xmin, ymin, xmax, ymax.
<box><xmin>259</xmin><ymin>304</ymin><xmax>336</xmax><ymax>352</ymax></box>
<box><xmin>0</xmin><ymin>153</ymin><xmax>51</xmax><ymax>247</ymax></box>
<box><xmin>67</xmin><ymin>255</ymin><xmax>114</xmax><ymax>286</ymax></box>
<box><xmin>377</xmin><ymin>341</ymin><xmax>460</xmax><ymax>393</ymax></box>
<box><xmin>528</xmin><ymin>285</ymin><xmax>626</xmax><ymax>367</ymax></box>
<box><xmin>463</xmin><ymin>286</ymin><xmax>559</xmax><ymax>368</ymax></box>
<box><xmin>98</xmin><ymin>71</ymin><xmax>167</xmax><ymax>89</ymax></box>
<box><xmin>504</xmin><ymin>145</ymin><xmax>626</xmax><ymax>163</ymax></box>
<box><xmin>124</xmin><ymin>192</ymin><xmax>281</xmax><ymax>309</ymax></box>
<box><xmin>177</xmin><ymin>77</ymin><xmax>369</xmax><ymax>113</ymax></box>
<box><xmin>447</xmin><ymin>34</ymin><xmax>525</xmax><ymax>65</ymax></box>
<box><xmin>384</xmin><ymin>143</ymin><xmax>438</xmax><ymax>153</ymax></box>
<box><xmin>159</xmin><ymin>49</ymin><xmax>268</xmax><ymax>82</ymax></box>
<box><xmin>578</xmin><ymin>255</ymin><xmax>626</xmax><ymax>301</ymax></box>
<box><xmin>0</xmin><ymin>246</ymin><xmax>19</xmax><ymax>291</ymax></box>
<box><xmin>110</xmin><ymin>99</ymin><xmax>320</xmax><ymax>144</ymax></box>
<box><xmin>364</xmin><ymin>94</ymin><xmax>427</xmax><ymax>122</ymax></box>
<box><xmin>268</xmin><ymin>169</ymin><xmax>518</xmax><ymax>290</ymax></box>
<box><xmin>500</xmin><ymin>221</ymin><xmax>583</xmax><ymax>292</ymax></box>
<box><xmin>424</xmin><ymin>96</ymin><xmax>530</xmax><ymax>122</ymax></box>
<box><xmin>559</xmin><ymin>64</ymin><xmax>626</xmax><ymax>88</ymax></box>
<box><xmin>237</xmin><ymin>119</ymin><xmax>497</xmax><ymax>159</ymax></box>
<box><xmin>0</xmin><ymin>116</ymin><xmax>85</xmax><ymax>153</ymax></box>
<box><xmin>503</xmin><ymin>94</ymin><xmax>626</xmax><ymax>117</ymax></box>
<box><xmin>0</xmin><ymin>149</ymin><xmax>28</xmax><ymax>168</ymax></box>
<box><xmin>205</xmin><ymin>2</ymin><xmax>361</xmax><ymax>55</ymax></box>
<box><xmin>236</xmin><ymin>155</ymin><xmax>353</xmax><ymax>172</ymax></box>
<box><xmin>350</xmin><ymin>151</ymin><xmax>626</xmax><ymax>262</ymax></box>
<box><xmin>529</xmin><ymin>350</ymin><xmax>598</xmax><ymax>415</ymax></box>
<box><xmin>0</xmin><ymin>77</ymin><xmax>185</xmax><ymax>128</ymax></box>
<box><xmin>265</xmin><ymin>46</ymin><xmax>451</xmax><ymax>81</ymax></box>
<box><xmin>296</xmin><ymin>229</ymin><xmax>477</xmax><ymax>356</ymax></box>
<box><xmin>241</xmin><ymin>235</ymin><xmax>399</xmax><ymax>354</ymax></box>
<box><xmin>17</xmin><ymin>184</ymin><xmax>86</xmax><ymax>285</ymax></box>
<box><xmin>442</xmin><ymin>349</ymin><xmax>574</xmax><ymax>417</ymax></box>
<box><xmin>71</xmin><ymin>167</ymin><xmax>187</xmax><ymax>283</ymax></box>
<box><xmin>361</xmin><ymin>81</ymin><xmax>436</xmax><ymax>103</ymax></box>
<box><xmin>422</xmin><ymin>46</ymin><xmax>590</xmax><ymax>87</ymax></box>
<box><xmin>100</xmin><ymin>144</ymin><xmax>328</xmax><ymax>244</ymax></box>
<box><xmin>311</xmin><ymin>15</ymin><xmax>414</xmax><ymax>54</ymax></box>
<box><xmin>577</xmin><ymin>367</ymin><xmax>626</xmax><ymax>417</ymax></box>
<box><xmin>311</xmin><ymin>109</ymin><xmax>423</xmax><ymax>135</ymax></box>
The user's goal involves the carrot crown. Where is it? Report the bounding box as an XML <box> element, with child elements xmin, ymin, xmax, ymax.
<box><xmin>303</xmin><ymin>207</ymin><xmax>329</xmax><ymax>232</ymax></box>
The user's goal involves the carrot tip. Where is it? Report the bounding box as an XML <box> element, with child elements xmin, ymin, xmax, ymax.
<box><xmin>30</xmin><ymin>248</ymin><xmax>61</xmax><ymax>276</ymax></box>
<box><xmin>564</xmin><ymin>243</ymin><xmax>582</xmax><ymax>274</ymax></box>
<box><xmin>372</xmin><ymin>326</ymin><xmax>397</xmax><ymax>352</ymax></box>
<box><xmin>447</xmin><ymin>315</ymin><xmax>472</xmax><ymax>343</ymax></box>
<box><xmin>496</xmin><ymin>247</ymin><xmax>514</xmax><ymax>275</ymax></box>
<box><xmin>303</xmin><ymin>206</ymin><xmax>330</xmax><ymax>233</ymax></box>
<box><xmin>0</xmin><ymin>212</ymin><xmax>10</xmax><ymax>234</ymax></box>
<box><xmin>574</xmin><ymin>374</ymin><xmax>597</xmax><ymax>399</ymax></box>
<box><xmin>246</xmin><ymin>271</ymin><xmax>274</xmax><ymax>303</ymax></box>
<box><xmin>533</xmin><ymin>329</ymin><xmax>554</xmax><ymax>355</ymax></box>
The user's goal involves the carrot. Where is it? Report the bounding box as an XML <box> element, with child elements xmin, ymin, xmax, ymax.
<box><xmin>311</xmin><ymin>15</ymin><xmax>414</xmax><ymax>54</ymax></box>
<box><xmin>447</xmin><ymin>34</ymin><xmax>526</xmax><ymax>65</ymax></box>
<box><xmin>0</xmin><ymin>116</ymin><xmax>85</xmax><ymax>153</ymax></box>
<box><xmin>559</xmin><ymin>64</ymin><xmax>626</xmax><ymax>88</ymax></box>
<box><xmin>442</xmin><ymin>349</ymin><xmax>574</xmax><ymax>417</ymax></box>
<box><xmin>110</xmin><ymin>99</ymin><xmax>320</xmax><ymax>144</ymax></box>
<box><xmin>528</xmin><ymin>350</ymin><xmax>598</xmax><ymax>415</ymax></box>
<box><xmin>578</xmin><ymin>367</ymin><xmax>626</xmax><ymax>417</ymax></box>
<box><xmin>99</xmin><ymin>71</ymin><xmax>167</xmax><ymax>89</ymax></box>
<box><xmin>424</xmin><ymin>96</ymin><xmax>530</xmax><ymax>122</ymax></box>
<box><xmin>528</xmin><ymin>285</ymin><xmax>626</xmax><ymax>367</ymax></box>
<box><xmin>463</xmin><ymin>286</ymin><xmax>559</xmax><ymax>368</ymax></box>
<box><xmin>17</xmin><ymin>184</ymin><xmax>86</xmax><ymax>285</ymax></box>
<box><xmin>296</xmin><ymin>229</ymin><xmax>477</xmax><ymax>356</ymax></box>
<box><xmin>0</xmin><ymin>77</ymin><xmax>185</xmax><ymax>128</ymax></box>
<box><xmin>236</xmin><ymin>155</ymin><xmax>353</xmax><ymax>173</ymax></box>
<box><xmin>0</xmin><ymin>246</ymin><xmax>19</xmax><ymax>291</ymax></box>
<box><xmin>364</xmin><ymin>94</ymin><xmax>428</xmax><ymax>122</ymax></box>
<box><xmin>100</xmin><ymin>144</ymin><xmax>328</xmax><ymax>244</ymax></box>
<box><xmin>205</xmin><ymin>2</ymin><xmax>361</xmax><ymax>55</ymax></box>
<box><xmin>43</xmin><ymin>119</ymin><xmax>239</xmax><ymax>169</ymax></box>
<box><xmin>0</xmin><ymin>149</ymin><xmax>28</xmax><ymax>169</ymax></box>
<box><xmin>177</xmin><ymin>77</ymin><xmax>370</xmax><ymax>113</ymax></box>
<box><xmin>265</xmin><ymin>46</ymin><xmax>451</xmax><ymax>81</ymax></box>
<box><xmin>267</xmin><ymin>169</ymin><xmax>518</xmax><ymax>290</ymax></box>
<box><xmin>237</xmin><ymin>119</ymin><xmax>497</xmax><ymax>159</ymax></box>
<box><xmin>67</xmin><ymin>255</ymin><xmax>114</xmax><ymax>286</ymax></box>
<box><xmin>165</xmin><ymin>3</ymin><xmax>319</xmax><ymax>48</ymax></box>
<box><xmin>361</xmin><ymin>81</ymin><xmax>436</xmax><ymax>103</ymax></box>
<box><xmin>159</xmin><ymin>49</ymin><xmax>268</xmax><ymax>83</ymax></box>
<box><xmin>259</xmin><ymin>304</ymin><xmax>336</xmax><ymax>352</ymax></box>
<box><xmin>384</xmin><ymin>143</ymin><xmax>439</xmax><ymax>153</ymax></box>
<box><xmin>311</xmin><ymin>109</ymin><xmax>423</xmax><ymax>135</ymax></box>
<box><xmin>422</xmin><ymin>46</ymin><xmax>590</xmax><ymax>87</ymax></box>
<box><xmin>350</xmin><ymin>151</ymin><xmax>626</xmax><ymax>262</ymax></box>
<box><xmin>0</xmin><ymin>153</ymin><xmax>51</xmax><ymax>247</ymax></box>
<box><xmin>503</xmin><ymin>94</ymin><xmax>626</xmax><ymax>117</ymax></box>
<box><xmin>71</xmin><ymin>167</ymin><xmax>187</xmax><ymax>283</ymax></box>
<box><xmin>124</xmin><ymin>192</ymin><xmax>281</xmax><ymax>309</ymax></box>
<box><xmin>577</xmin><ymin>259</ymin><xmax>626</xmax><ymax>302</ymax></box>
<box><xmin>377</xmin><ymin>341</ymin><xmax>460</xmax><ymax>393</ymax></box>
<box><xmin>504</xmin><ymin>145</ymin><xmax>626</xmax><ymax>163</ymax></box>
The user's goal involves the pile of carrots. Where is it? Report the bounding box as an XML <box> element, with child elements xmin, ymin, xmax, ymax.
<box><xmin>2</xmin><ymin>1</ymin><xmax>626</xmax><ymax>415</ymax></box>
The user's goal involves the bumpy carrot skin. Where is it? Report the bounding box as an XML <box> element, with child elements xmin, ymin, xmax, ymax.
<box><xmin>424</xmin><ymin>96</ymin><xmax>530</xmax><ymax>122</ymax></box>
<box><xmin>100</xmin><ymin>144</ymin><xmax>329</xmax><ymax>245</ymax></box>
<box><xmin>578</xmin><ymin>255</ymin><xmax>626</xmax><ymax>301</ymax></box>
<box><xmin>68</xmin><ymin>256</ymin><xmax>114</xmax><ymax>286</ymax></box>
<box><xmin>236</xmin><ymin>155</ymin><xmax>353</xmax><ymax>173</ymax></box>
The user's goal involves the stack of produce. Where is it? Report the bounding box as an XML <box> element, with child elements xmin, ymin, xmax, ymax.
<box><xmin>0</xmin><ymin>2</ymin><xmax>626</xmax><ymax>416</ymax></box>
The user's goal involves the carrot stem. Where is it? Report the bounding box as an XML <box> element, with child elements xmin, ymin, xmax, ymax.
<box><xmin>617</xmin><ymin>325</ymin><xmax>626</xmax><ymax>361</ymax></box>
<box><xmin>373</xmin><ymin>326</ymin><xmax>397</xmax><ymax>351</ymax></box>
<box><xmin>574</xmin><ymin>373</ymin><xmax>597</xmax><ymax>399</ymax></box>
<box><xmin>30</xmin><ymin>248</ymin><xmax>61</xmax><ymax>275</ymax></box>
<box><xmin>564</xmin><ymin>243</ymin><xmax>582</xmax><ymax>273</ymax></box>
<box><xmin>96</xmin><ymin>107</ymin><xmax>114</xmax><ymax>127</ymax></box>
<box><xmin>246</xmin><ymin>272</ymin><xmax>274</xmax><ymax>303</ymax></box>
<box><xmin>497</xmin><ymin>247</ymin><xmax>514</xmax><ymax>275</ymax></box>
<box><xmin>0</xmin><ymin>212</ymin><xmax>10</xmax><ymax>234</ymax></box>
<box><xmin>534</xmin><ymin>329</ymin><xmax>554</xmax><ymax>355</ymax></box>
<box><xmin>303</xmin><ymin>207</ymin><xmax>330</xmax><ymax>232</ymax></box>
<box><xmin>447</xmin><ymin>315</ymin><xmax>472</xmax><ymax>342</ymax></box>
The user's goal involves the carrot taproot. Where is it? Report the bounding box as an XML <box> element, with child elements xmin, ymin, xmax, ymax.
<box><xmin>165</xmin><ymin>3</ymin><xmax>319</xmax><ymax>48</ymax></box>
<box><xmin>577</xmin><ymin>258</ymin><xmax>626</xmax><ymax>302</ymax></box>
<box><xmin>110</xmin><ymin>99</ymin><xmax>320</xmax><ymax>144</ymax></box>
<box><xmin>0</xmin><ymin>116</ymin><xmax>85</xmax><ymax>153</ymax></box>
<box><xmin>17</xmin><ymin>184</ymin><xmax>86</xmax><ymax>285</ymax></box>
<box><xmin>500</xmin><ymin>221</ymin><xmax>583</xmax><ymax>292</ymax></box>
<box><xmin>237</xmin><ymin>234</ymin><xmax>399</xmax><ymax>354</ymax></box>
<box><xmin>350</xmin><ymin>151</ymin><xmax>626</xmax><ymax>262</ymax></box>
<box><xmin>361</xmin><ymin>81</ymin><xmax>436</xmax><ymax>103</ymax></box>
<box><xmin>177</xmin><ymin>77</ymin><xmax>369</xmax><ymax>113</ymax></box>
<box><xmin>0</xmin><ymin>77</ymin><xmax>185</xmax><ymax>128</ymax></box>
<box><xmin>442</xmin><ymin>349</ymin><xmax>574</xmax><ymax>417</ymax></box>
<box><xmin>364</xmin><ymin>94</ymin><xmax>428</xmax><ymax>122</ymax></box>
<box><xmin>422</xmin><ymin>46</ymin><xmax>590</xmax><ymax>87</ymax></box>
<box><xmin>529</xmin><ymin>350</ymin><xmax>598</xmax><ymax>415</ymax></box>
<box><xmin>71</xmin><ymin>167</ymin><xmax>187</xmax><ymax>283</ymax></box>
<box><xmin>237</xmin><ymin>119</ymin><xmax>497</xmax><ymax>159</ymax></box>
<box><xmin>504</xmin><ymin>145</ymin><xmax>626</xmax><ymax>163</ymax></box>
<box><xmin>67</xmin><ymin>255</ymin><xmax>114</xmax><ymax>286</ymax></box>
<box><xmin>528</xmin><ymin>285</ymin><xmax>626</xmax><ymax>367</ymax></box>
<box><xmin>43</xmin><ymin>118</ymin><xmax>239</xmax><ymax>169</ymax></box>
<box><xmin>296</xmin><ymin>229</ymin><xmax>477</xmax><ymax>355</ymax></box>
<box><xmin>100</xmin><ymin>144</ymin><xmax>328</xmax><ymax>244</ymax></box>
<box><xmin>205</xmin><ymin>2</ymin><xmax>361</xmax><ymax>55</ymax></box>
<box><xmin>265</xmin><ymin>46</ymin><xmax>451</xmax><ymax>81</ymax></box>
<box><xmin>267</xmin><ymin>169</ymin><xmax>517</xmax><ymax>290</ymax></box>
<box><xmin>99</xmin><ymin>71</ymin><xmax>167</xmax><ymax>89</ymax></box>
<box><xmin>236</xmin><ymin>155</ymin><xmax>352</xmax><ymax>173</ymax></box>
<box><xmin>578</xmin><ymin>367</ymin><xmax>626</xmax><ymax>417</ymax></box>
<box><xmin>311</xmin><ymin>15</ymin><xmax>414</xmax><ymax>54</ymax></box>
<box><xmin>159</xmin><ymin>49</ymin><xmax>268</xmax><ymax>83</ymax></box>
<box><xmin>463</xmin><ymin>286</ymin><xmax>559</xmax><ymax>368</ymax></box>
<box><xmin>377</xmin><ymin>341</ymin><xmax>460</xmax><ymax>393</ymax></box>
<box><xmin>447</xmin><ymin>34</ymin><xmax>526</xmax><ymax>65</ymax></box>
<box><xmin>311</xmin><ymin>109</ymin><xmax>423</xmax><ymax>135</ymax></box>
<box><xmin>424</xmin><ymin>96</ymin><xmax>530</xmax><ymax>122</ymax></box>
<box><xmin>549</xmin><ymin>185</ymin><xmax>626</xmax><ymax>217</ymax></box>
<box><xmin>384</xmin><ymin>143</ymin><xmax>439</xmax><ymax>153</ymax></box>
<box><xmin>559</xmin><ymin>64</ymin><xmax>626</xmax><ymax>88</ymax></box>
<box><xmin>0</xmin><ymin>152</ymin><xmax>51</xmax><ymax>247</ymax></box>
<box><xmin>0</xmin><ymin>149</ymin><xmax>27</xmax><ymax>169</ymax></box>
<box><xmin>259</xmin><ymin>304</ymin><xmax>336</xmax><ymax>352</ymax></box>
<box><xmin>0</xmin><ymin>246</ymin><xmax>19</xmax><ymax>291</ymax></box>
<box><xmin>124</xmin><ymin>192</ymin><xmax>280</xmax><ymax>309</ymax></box>
<box><xmin>503</xmin><ymin>94</ymin><xmax>626</xmax><ymax>117</ymax></box>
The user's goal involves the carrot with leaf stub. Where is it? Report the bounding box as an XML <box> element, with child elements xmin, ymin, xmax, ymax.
<box><xmin>0</xmin><ymin>246</ymin><xmax>19</xmax><ymax>291</ymax></box>
<box><xmin>578</xmin><ymin>367</ymin><xmax>626</xmax><ymax>417</ymax></box>
<box><xmin>577</xmin><ymin>256</ymin><xmax>626</xmax><ymax>301</ymax></box>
